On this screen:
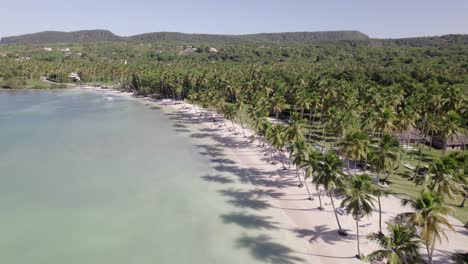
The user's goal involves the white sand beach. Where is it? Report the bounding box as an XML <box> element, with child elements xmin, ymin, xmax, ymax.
<box><xmin>83</xmin><ymin>86</ymin><xmax>468</xmax><ymax>264</ymax></box>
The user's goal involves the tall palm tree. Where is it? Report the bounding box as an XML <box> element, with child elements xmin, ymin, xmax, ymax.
<box><xmin>303</xmin><ymin>146</ymin><xmax>322</xmax><ymax>204</ymax></box>
<box><xmin>340</xmin><ymin>130</ymin><xmax>369</xmax><ymax>172</ymax></box>
<box><xmin>288</xmin><ymin>139</ymin><xmax>308</xmax><ymax>188</ymax></box>
<box><xmin>341</xmin><ymin>174</ymin><xmax>375</xmax><ymax>258</ymax></box>
<box><xmin>367</xmin><ymin>223</ymin><xmax>422</xmax><ymax>264</ymax></box>
<box><xmin>234</xmin><ymin>98</ymin><xmax>247</xmax><ymax>137</ymax></box>
<box><xmin>397</xmin><ymin>191</ymin><xmax>454</xmax><ymax>264</ymax></box>
<box><xmin>370</xmin><ymin>133</ymin><xmax>400</xmax><ymax>182</ymax></box>
<box><xmin>373</xmin><ymin>106</ymin><xmax>397</xmax><ymax>138</ymax></box>
<box><xmin>285</xmin><ymin>112</ymin><xmax>307</xmax><ymax>143</ymax></box>
<box><xmin>439</xmin><ymin>110</ymin><xmax>465</xmax><ymax>157</ymax></box>
<box><xmin>271</xmin><ymin>93</ymin><xmax>287</xmax><ymax>120</ymax></box>
<box><xmin>267</xmin><ymin>124</ymin><xmax>287</xmax><ymax>169</ymax></box>
<box><xmin>314</xmin><ymin>152</ymin><xmax>347</xmax><ymax>236</ymax></box>
<box><xmin>370</xmin><ymin>185</ymin><xmax>390</xmax><ymax>233</ymax></box>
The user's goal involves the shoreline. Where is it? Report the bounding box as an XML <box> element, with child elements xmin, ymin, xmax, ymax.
<box><xmin>81</xmin><ymin>86</ymin><xmax>467</xmax><ymax>264</ymax></box>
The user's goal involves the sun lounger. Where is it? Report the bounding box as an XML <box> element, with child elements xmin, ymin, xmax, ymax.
<box><xmin>404</xmin><ymin>163</ymin><xmax>416</xmax><ymax>170</ymax></box>
<box><xmin>378</xmin><ymin>182</ymin><xmax>389</xmax><ymax>188</ymax></box>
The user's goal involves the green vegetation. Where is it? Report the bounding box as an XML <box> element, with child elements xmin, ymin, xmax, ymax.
<box><xmin>0</xmin><ymin>30</ymin><xmax>369</xmax><ymax>44</ymax></box>
<box><xmin>0</xmin><ymin>31</ymin><xmax>466</xmax><ymax>262</ymax></box>
<box><xmin>0</xmin><ymin>78</ymin><xmax>66</xmax><ymax>89</ymax></box>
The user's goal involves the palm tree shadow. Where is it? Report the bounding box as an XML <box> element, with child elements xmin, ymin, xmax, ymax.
<box><xmin>210</xmin><ymin>158</ymin><xmax>236</xmax><ymax>164</ymax></box>
<box><xmin>235</xmin><ymin>234</ymin><xmax>305</xmax><ymax>264</ymax></box>
<box><xmin>201</xmin><ymin>174</ymin><xmax>234</xmax><ymax>184</ymax></box>
<box><xmin>219</xmin><ymin>189</ymin><xmax>271</xmax><ymax>210</ymax></box>
<box><xmin>220</xmin><ymin>212</ymin><xmax>279</xmax><ymax>230</ymax></box>
<box><xmin>292</xmin><ymin>225</ymin><xmax>354</xmax><ymax>245</ymax></box>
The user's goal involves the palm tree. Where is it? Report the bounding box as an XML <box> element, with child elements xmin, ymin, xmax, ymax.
<box><xmin>371</xmin><ymin>185</ymin><xmax>390</xmax><ymax>233</ymax></box>
<box><xmin>303</xmin><ymin>146</ymin><xmax>322</xmax><ymax>204</ymax></box>
<box><xmin>367</xmin><ymin>223</ymin><xmax>422</xmax><ymax>264</ymax></box>
<box><xmin>341</xmin><ymin>174</ymin><xmax>375</xmax><ymax>258</ymax></box>
<box><xmin>439</xmin><ymin>110</ymin><xmax>465</xmax><ymax>157</ymax></box>
<box><xmin>373</xmin><ymin>106</ymin><xmax>397</xmax><ymax>138</ymax></box>
<box><xmin>340</xmin><ymin>130</ymin><xmax>369</xmax><ymax>172</ymax></box>
<box><xmin>314</xmin><ymin>152</ymin><xmax>347</xmax><ymax>236</ymax></box>
<box><xmin>288</xmin><ymin>139</ymin><xmax>308</xmax><ymax>188</ymax></box>
<box><xmin>448</xmin><ymin>152</ymin><xmax>468</xmax><ymax>208</ymax></box>
<box><xmin>397</xmin><ymin>191</ymin><xmax>454</xmax><ymax>264</ymax></box>
<box><xmin>223</xmin><ymin>104</ymin><xmax>238</xmax><ymax>134</ymax></box>
<box><xmin>234</xmin><ymin>98</ymin><xmax>247</xmax><ymax>137</ymax></box>
<box><xmin>423</xmin><ymin>156</ymin><xmax>467</xmax><ymax>200</ymax></box>
<box><xmin>370</xmin><ymin>133</ymin><xmax>400</xmax><ymax>182</ymax></box>
<box><xmin>285</xmin><ymin>112</ymin><xmax>307</xmax><ymax>143</ymax></box>
<box><xmin>271</xmin><ymin>93</ymin><xmax>287</xmax><ymax>120</ymax></box>
<box><xmin>394</xmin><ymin>108</ymin><xmax>418</xmax><ymax>157</ymax></box>
<box><xmin>267</xmin><ymin>123</ymin><xmax>287</xmax><ymax>169</ymax></box>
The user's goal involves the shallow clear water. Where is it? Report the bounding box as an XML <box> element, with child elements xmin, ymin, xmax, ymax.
<box><xmin>0</xmin><ymin>89</ymin><xmax>296</xmax><ymax>264</ymax></box>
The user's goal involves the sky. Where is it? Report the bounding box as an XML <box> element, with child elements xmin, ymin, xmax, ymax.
<box><xmin>1</xmin><ymin>0</ymin><xmax>467</xmax><ymax>39</ymax></box>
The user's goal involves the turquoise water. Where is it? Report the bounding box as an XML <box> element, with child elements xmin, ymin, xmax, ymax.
<box><xmin>0</xmin><ymin>89</ymin><xmax>306</xmax><ymax>264</ymax></box>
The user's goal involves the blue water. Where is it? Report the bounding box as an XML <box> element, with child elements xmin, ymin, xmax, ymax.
<box><xmin>0</xmin><ymin>89</ymin><xmax>290</xmax><ymax>264</ymax></box>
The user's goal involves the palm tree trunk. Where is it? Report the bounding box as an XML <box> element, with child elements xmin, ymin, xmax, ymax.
<box><xmin>329</xmin><ymin>190</ymin><xmax>346</xmax><ymax>236</ymax></box>
<box><xmin>307</xmin><ymin>107</ymin><xmax>314</xmax><ymax>142</ymax></box>
<box><xmin>295</xmin><ymin>167</ymin><xmax>303</xmax><ymax>187</ymax></box>
<box><xmin>378</xmin><ymin>195</ymin><xmax>382</xmax><ymax>233</ymax></box>
<box><xmin>231</xmin><ymin>120</ymin><xmax>237</xmax><ymax>134</ymax></box>
<box><xmin>355</xmin><ymin>218</ymin><xmax>361</xmax><ymax>257</ymax></box>
<box><xmin>301</xmin><ymin>170</ymin><xmax>313</xmax><ymax>200</ymax></box>
<box><xmin>429</xmin><ymin>236</ymin><xmax>436</xmax><ymax>264</ymax></box>
<box><xmin>317</xmin><ymin>187</ymin><xmax>323</xmax><ymax>210</ymax></box>
<box><xmin>426</xmin><ymin>240</ymin><xmax>432</xmax><ymax>264</ymax></box>
<box><xmin>239</xmin><ymin>115</ymin><xmax>246</xmax><ymax>137</ymax></box>
<box><xmin>320</xmin><ymin>104</ymin><xmax>326</xmax><ymax>143</ymax></box>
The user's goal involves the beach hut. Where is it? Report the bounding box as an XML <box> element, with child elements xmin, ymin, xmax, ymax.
<box><xmin>431</xmin><ymin>133</ymin><xmax>467</xmax><ymax>151</ymax></box>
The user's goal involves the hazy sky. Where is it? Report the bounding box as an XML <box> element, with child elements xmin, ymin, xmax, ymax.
<box><xmin>1</xmin><ymin>0</ymin><xmax>467</xmax><ymax>39</ymax></box>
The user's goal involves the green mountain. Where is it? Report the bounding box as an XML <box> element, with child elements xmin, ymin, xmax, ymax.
<box><xmin>0</xmin><ymin>30</ymin><xmax>122</xmax><ymax>44</ymax></box>
<box><xmin>0</xmin><ymin>30</ymin><xmax>369</xmax><ymax>44</ymax></box>
<box><xmin>128</xmin><ymin>31</ymin><xmax>369</xmax><ymax>43</ymax></box>
<box><xmin>2</xmin><ymin>30</ymin><xmax>467</xmax><ymax>46</ymax></box>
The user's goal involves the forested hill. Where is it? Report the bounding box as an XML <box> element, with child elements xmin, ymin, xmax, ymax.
<box><xmin>128</xmin><ymin>31</ymin><xmax>370</xmax><ymax>43</ymax></box>
<box><xmin>0</xmin><ymin>30</ymin><xmax>369</xmax><ymax>44</ymax></box>
<box><xmin>0</xmin><ymin>30</ymin><xmax>122</xmax><ymax>44</ymax></box>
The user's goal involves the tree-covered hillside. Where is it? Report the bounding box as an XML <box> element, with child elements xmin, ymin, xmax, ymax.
<box><xmin>0</xmin><ymin>30</ymin><xmax>369</xmax><ymax>44</ymax></box>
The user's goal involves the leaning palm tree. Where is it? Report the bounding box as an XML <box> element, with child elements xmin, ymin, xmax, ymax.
<box><xmin>397</xmin><ymin>191</ymin><xmax>454</xmax><ymax>264</ymax></box>
<box><xmin>341</xmin><ymin>174</ymin><xmax>375</xmax><ymax>258</ymax></box>
<box><xmin>303</xmin><ymin>146</ymin><xmax>322</xmax><ymax>204</ymax></box>
<box><xmin>314</xmin><ymin>152</ymin><xmax>347</xmax><ymax>235</ymax></box>
<box><xmin>288</xmin><ymin>139</ymin><xmax>308</xmax><ymax>188</ymax></box>
<box><xmin>422</xmin><ymin>156</ymin><xmax>467</xmax><ymax>200</ymax></box>
<box><xmin>367</xmin><ymin>223</ymin><xmax>423</xmax><ymax>264</ymax></box>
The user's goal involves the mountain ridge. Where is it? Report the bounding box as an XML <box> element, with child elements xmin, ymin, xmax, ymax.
<box><xmin>2</xmin><ymin>30</ymin><xmax>467</xmax><ymax>46</ymax></box>
<box><xmin>0</xmin><ymin>30</ymin><xmax>369</xmax><ymax>44</ymax></box>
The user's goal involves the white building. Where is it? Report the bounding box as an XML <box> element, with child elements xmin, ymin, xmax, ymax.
<box><xmin>43</xmin><ymin>47</ymin><xmax>53</xmax><ymax>51</ymax></box>
<box><xmin>68</xmin><ymin>73</ymin><xmax>81</xmax><ymax>82</ymax></box>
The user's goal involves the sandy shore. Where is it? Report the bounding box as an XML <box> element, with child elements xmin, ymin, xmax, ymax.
<box><xmin>82</xmin><ymin>86</ymin><xmax>467</xmax><ymax>264</ymax></box>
